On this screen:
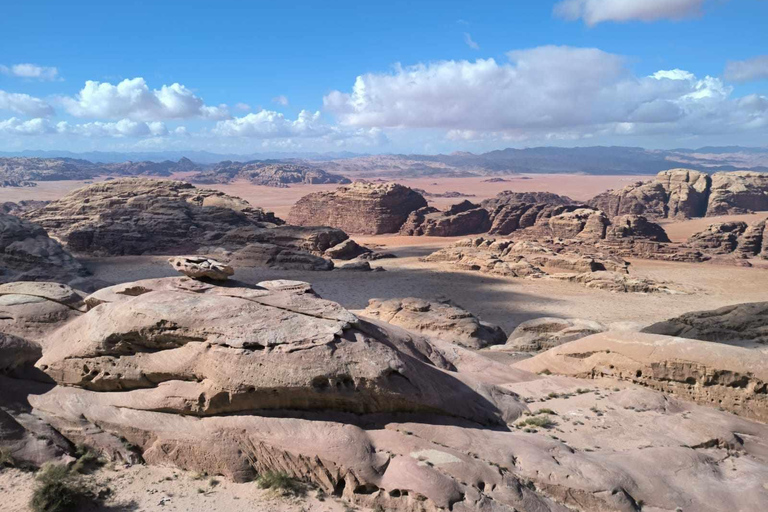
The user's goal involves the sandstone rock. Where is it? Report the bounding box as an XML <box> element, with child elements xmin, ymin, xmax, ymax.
<box><xmin>361</xmin><ymin>298</ymin><xmax>506</xmax><ymax>349</ymax></box>
<box><xmin>0</xmin><ymin>282</ymin><xmax>85</xmax><ymax>343</ymax></box>
<box><xmin>226</xmin><ymin>243</ymin><xmax>334</xmax><ymax>270</ymax></box>
<box><xmin>190</xmin><ymin>162</ymin><xmax>350</xmax><ymax>187</ymax></box>
<box><xmin>549</xmin><ymin>270</ymin><xmax>680</xmax><ymax>294</ymax></box>
<box><xmin>658</xmin><ymin>168</ymin><xmax>711</xmax><ymax>218</ymax></box>
<box><xmin>481</xmin><ymin>191</ymin><xmax>573</xmax><ymax>208</ymax></box>
<box><xmin>399</xmin><ymin>201</ymin><xmax>491</xmax><ymax>237</ymax></box>
<box><xmin>287</xmin><ymin>182</ymin><xmax>428</xmax><ymax>234</ymax></box>
<box><xmin>642</xmin><ymin>301</ymin><xmax>768</xmax><ymax>345</ymax></box>
<box><xmin>707</xmin><ymin>171</ymin><xmax>768</xmax><ymax>215</ymax></box>
<box><xmin>484</xmin><ymin>202</ymin><xmax>588</xmax><ymax>236</ymax></box>
<box><xmin>0</xmin><ymin>212</ymin><xmax>88</xmax><ymax>284</ymax></box>
<box><xmin>168</xmin><ymin>256</ymin><xmax>234</xmax><ymax>280</ymax></box>
<box><xmin>547</xmin><ymin>208</ymin><xmax>608</xmax><ymax>239</ymax></box>
<box><xmin>606</xmin><ymin>214</ymin><xmax>670</xmax><ymax>242</ymax></box>
<box><xmin>0</xmin><ymin>333</ymin><xmax>41</xmax><ymax>373</ymax></box>
<box><xmin>515</xmin><ymin>331</ymin><xmax>768</xmax><ymax>423</ymax></box>
<box><xmin>589</xmin><ymin>180</ymin><xmax>670</xmax><ymax>219</ymax></box>
<box><xmin>500</xmin><ymin>317</ymin><xmax>606</xmax><ymax>352</ymax></box>
<box><xmin>687</xmin><ymin>221</ymin><xmax>748</xmax><ymax>253</ymax></box>
<box><xmin>336</xmin><ymin>260</ymin><xmax>373</xmax><ymax>271</ymax></box>
<box><xmin>24</xmin><ymin>178</ymin><xmax>283</xmax><ymax>256</ymax></box>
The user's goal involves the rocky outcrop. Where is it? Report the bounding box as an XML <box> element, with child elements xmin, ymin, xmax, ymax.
<box><xmin>550</xmin><ymin>270</ymin><xmax>680</xmax><ymax>294</ymax></box>
<box><xmin>399</xmin><ymin>201</ymin><xmax>491</xmax><ymax>236</ymax></box>
<box><xmin>642</xmin><ymin>302</ymin><xmax>768</xmax><ymax>345</ymax></box>
<box><xmin>361</xmin><ymin>298</ymin><xmax>506</xmax><ymax>349</ymax></box>
<box><xmin>323</xmin><ymin>238</ymin><xmax>371</xmax><ymax>260</ymax></box>
<box><xmin>190</xmin><ymin>162</ymin><xmax>350</xmax><ymax>187</ymax></box>
<box><xmin>481</xmin><ymin>191</ymin><xmax>573</xmax><ymax>208</ymax></box>
<box><xmin>707</xmin><ymin>171</ymin><xmax>768</xmax><ymax>215</ymax></box>
<box><xmin>220</xmin><ymin>243</ymin><xmax>334</xmax><ymax>271</ymax></box>
<box><xmin>685</xmin><ymin>218</ymin><xmax>768</xmax><ymax>259</ymax></box>
<box><xmin>483</xmin><ymin>203</ymin><xmax>588</xmax><ymax>236</ymax></box>
<box><xmin>0</xmin><ymin>212</ymin><xmax>88</xmax><ymax>284</ymax></box>
<box><xmin>287</xmin><ymin>182</ymin><xmax>428</xmax><ymax>234</ymax></box>
<box><xmin>605</xmin><ymin>214</ymin><xmax>670</xmax><ymax>242</ymax></box>
<box><xmin>0</xmin><ymin>282</ymin><xmax>85</xmax><ymax>343</ymax></box>
<box><xmin>589</xmin><ymin>169</ymin><xmax>768</xmax><ymax>219</ymax></box>
<box><xmin>168</xmin><ymin>256</ymin><xmax>234</xmax><ymax>280</ymax></box>
<box><xmin>500</xmin><ymin>317</ymin><xmax>606</xmax><ymax>352</ymax></box>
<box><xmin>515</xmin><ymin>331</ymin><xmax>768</xmax><ymax>423</ymax></box>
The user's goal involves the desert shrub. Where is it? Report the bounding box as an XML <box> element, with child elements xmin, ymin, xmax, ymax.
<box><xmin>0</xmin><ymin>447</ymin><xmax>15</xmax><ymax>468</ymax></box>
<box><xmin>71</xmin><ymin>444</ymin><xmax>101</xmax><ymax>474</ymax></box>
<box><xmin>518</xmin><ymin>415</ymin><xmax>556</xmax><ymax>429</ymax></box>
<box><xmin>256</xmin><ymin>470</ymin><xmax>304</xmax><ymax>496</ymax></box>
<box><xmin>30</xmin><ymin>463</ymin><xmax>92</xmax><ymax>512</ymax></box>
<box><xmin>535</xmin><ymin>408</ymin><xmax>557</xmax><ymax>415</ymax></box>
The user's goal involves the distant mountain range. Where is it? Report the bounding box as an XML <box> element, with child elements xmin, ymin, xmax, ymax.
<box><xmin>1</xmin><ymin>146</ymin><xmax>766</xmax><ymax>186</ymax></box>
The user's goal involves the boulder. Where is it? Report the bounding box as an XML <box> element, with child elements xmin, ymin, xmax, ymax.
<box><xmin>399</xmin><ymin>201</ymin><xmax>491</xmax><ymax>237</ymax></box>
<box><xmin>287</xmin><ymin>182</ymin><xmax>428</xmax><ymax>234</ymax></box>
<box><xmin>361</xmin><ymin>298</ymin><xmax>506</xmax><ymax>349</ymax></box>
<box><xmin>642</xmin><ymin>302</ymin><xmax>768</xmax><ymax>345</ymax></box>
<box><xmin>323</xmin><ymin>238</ymin><xmax>372</xmax><ymax>260</ymax></box>
<box><xmin>227</xmin><ymin>243</ymin><xmax>334</xmax><ymax>270</ymax></box>
<box><xmin>0</xmin><ymin>332</ymin><xmax>41</xmax><ymax>373</ymax></box>
<box><xmin>606</xmin><ymin>214</ymin><xmax>670</xmax><ymax>242</ymax></box>
<box><xmin>168</xmin><ymin>256</ymin><xmax>234</xmax><ymax>280</ymax></box>
<box><xmin>0</xmin><ymin>212</ymin><xmax>88</xmax><ymax>284</ymax></box>
<box><xmin>501</xmin><ymin>317</ymin><xmax>606</xmax><ymax>352</ymax></box>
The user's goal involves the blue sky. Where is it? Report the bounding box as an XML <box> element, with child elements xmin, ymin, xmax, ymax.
<box><xmin>1</xmin><ymin>0</ymin><xmax>767</xmax><ymax>154</ymax></box>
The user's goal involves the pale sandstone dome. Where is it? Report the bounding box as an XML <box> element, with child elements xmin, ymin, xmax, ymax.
<box><xmin>361</xmin><ymin>297</ymin><xmax>506</xmax><ymax>349</ymax></box>
<box><xmin>0</xmin><ymin>211</ymin><xmax>88</xmax><ymax>284</ymax></box>
<box><xmin>643</xmin><ymin>301</ymin><xmax>768</xmax><ymax>345</ymax></box>
<box><xmin>500</xmin><ymin>317</ymin><xmax>607</xmax><ymax>352</ymax></box>
<box><xmin>0</xmin><ymin>281</ymin><xmax>85</xmax><ymax>343</ymax></box>
<box><xmin>287</xmin><ymin>181</ymin><xmax>428</xmax><ymax>235</ymax></box>
<box><xmin>589</xmin><ymin>168</ymin><xmax>768</xmax><ymax>219</ymax></box>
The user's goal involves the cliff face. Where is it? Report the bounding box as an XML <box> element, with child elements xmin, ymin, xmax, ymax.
<box><xmin>589</xmin><ymin>169</ymin><xmax>768</xmax><ymax>219</ymax></box>
<box><xmin>287</xmin><ymin>182</ymin><xmax>428</xmax><ymax>235</ymax></box>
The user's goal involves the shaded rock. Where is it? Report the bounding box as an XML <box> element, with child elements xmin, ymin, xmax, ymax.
<box><xmin>515</xmin><ymin>331</ymin><xmax>768</xmax><ymax>423</ymax></box>
<box><xmin>642</xmin><ymin>302</ymin><xmax>768</xmax><ymax>345</ymax></box>
<box><xmin>481</xmin><ymin>191</ymin><xmax>573</xmax><ymax>209</ymax></box>
<box><xmin>336</xmin><ymin>260</ymin><xmax>373</xmax><ymax>271</ymax></box>
<box><xmin>362</xmin><ymin>298</ymin><xmax>506</xmax><ymax>349</ymax></box>
<box><xmin>190</xmin><ymin>162</ymin><xmax>350</xmax><ymax>187</ymax></box>
<box><xmin>226</xmin><ymin>243</ymin><xmax>334</xmax><ymax>270</ymax></box>
<box><xmin>606</xmin><ymin>214</ymin><xmax>670</xmax><ymax>242</ymax></box>
<box><xmin>0</xmin><ymin>212</ymin><xmax>88</xmax><ymax>284</ymax></box>
<box><xmin>500</xmin><ymin>317</ymin><xmax>606</xmax><ymax>352</ymax></box>
<box><xmin>550</xmin><ymin>270</ymin><xmax>680</xmax><ymax>294</ymax></box>
<box><xmin>287</xmin><ymin>182</ymin><xmax>428</xmax><ymax>234</ymax></box>
<box><xmin>707</xmin><ymin>171</ymin><xmax>768</xmax><ymax>215</ymax></box>
<box><xmin>168</xmin><ymin>256</ymin><xmax>234</xmax><ymax>280</ymax></box>
<box><xmin>687</xmin><ymin>221</ymin><xmax>748</xmax><ymax>254</ymax></box>
<box><xmin>0</xmin><ymin>282</ymin><xmax>85</xmax><ymax>343</ymax></box>
<box><xmin>399</xmin><ymin>201</ymin><xmax>491</xmax><ymax>237</ymax></box>
<box><xmin>0</xmin><ymin>333</ymin><xmax>41</xmax><ymax>373</ymax></box>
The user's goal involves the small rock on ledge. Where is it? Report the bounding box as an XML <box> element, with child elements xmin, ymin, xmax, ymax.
<box><xmin>168</xmin><ymin>256</ymin><xmax>234</xmax><ymax>281</ymax></box>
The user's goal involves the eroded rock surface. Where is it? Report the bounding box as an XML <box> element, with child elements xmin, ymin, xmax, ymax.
<box><xmin>643</xmin><ymin>302</ymin><xmax>768</xmax><ymax>345</ymax></box>
<box><xmin>399</xmin><ymin>201</ymin><xmax>491</xmax><ymax>236</ymax></box>
<box><xmin>288</xmin><ymin>182</ymin><xmax>428</xmax><ymax>234</ymax></box>
<box><xmin>168</xmin><ymin>256</ymin><xmax>234</xmax><ymax>280</ymax></box>
<box><xmin>500</xmin><ymin>317</ymin><xmax>606</xmax><ymax>352</ymax></box>
<box><xmin>362</xmin><ymin>298</ymin><xmax>506</xmax><ymax>349</ymax></box>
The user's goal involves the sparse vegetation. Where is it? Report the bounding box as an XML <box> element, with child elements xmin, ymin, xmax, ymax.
<box><xmin>536</xmin><ymin>408</ymin><xmax>557</xmax><ymax>415</ymax></box>
<box><xmin>517</xmin><ymin>415</ymin><xmax>556</xmax><ymax>429</ymax></box>
<box><xmin>30</xmin><ymin>463</ymin><xmax>93</xmax><ymax>512</ymax></box>
<box><xmin>71</xmin><ymin>444</ymin><xmax>100</xmax><ymax>474</ymax></box>
<box><xmin>0</xmin><ymin>447</ymin><xmax>15</xmax><ymax>468</ymax></box>
<box><xmin>256</xmin><ymin>470</ymin><xmax>304</xmax><ymax>496</ymax></box>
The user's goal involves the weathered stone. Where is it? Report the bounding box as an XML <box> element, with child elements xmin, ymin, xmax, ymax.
<box><xmin>707</xmin><ymin>171</ymin><xmax>768</xmax><ymax>215</ymax></box>
<box><xmin>501</xmin><ymin>317</ymin><xmax>606</xmax><ymax>352</ymax></box>
<box><xmin>549</xmin><ymin>270</ymin><xmax>681</xmax><ymax>294</ymax></box>
<box><xmin>226</xmin><ymin>243</ymin><xmax>334</xmax><ymax>270</ymax></box>
<box><xmin>362</xmin><ymin>298</ymin><xmax>506</xmax><ymax>349</ymax></box>
<box><xmin>168</xmin><ymin>256</ymin><xmax>234</xmax><ymax>280</ymax></box>
<box><xmin>642</xmin><ymin>302</ymin><xmax>768</xmax><ymax>345</ymax></box>
<box><xmin>287</xmin><ymin>182</ymin><xmax>428</xmax><ymax>234</ymax></box>
<box><xmin>399</xmin><ymin>201</ymin><xmax>491</xmax><ymax>237</ymax></box>
<box><xmin>606</xmin><ymin>214</ymin><xmax>670</xmax><ymax>242</ymax></box>
<box><xmin>323</xmin><ymin>238</ymin><xmax>372</xmax><ymax>260</ymax></box>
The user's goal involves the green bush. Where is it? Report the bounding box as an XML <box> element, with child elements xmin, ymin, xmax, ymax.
<box><xmin>30</xmin><ymin>464</ymin><xmax>91</xmax><ymax>512</ymax></box>
<box><xmin>256</xmin><ymin>470</ymin><xmax>304</xmax><ymax>496</ymax></box>
<box><xmin>517</xmin><ymin>415</ymin><xmax>556</xmax><ymax>429</ymax></box>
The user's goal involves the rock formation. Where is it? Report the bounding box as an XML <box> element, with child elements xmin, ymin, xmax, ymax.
<box><xmin>500</xmin><ymin>317</ymin><xmax>606</xmax><ymax>352</ymax></box>
<box><xmin>361</xmin><ymin>298</ymin><xmax>506</xmax><ymax>349</ymax></box>
<box><xmin>642</xmin><ymin>301</ymin><xmax>768</xmax><ymax>345</ymax></box>
<box><xmin>515</xmin><ymin>331</ymin><xmax>768</xmax><ymax>423</ymax></box>
<box><xmin>481</xmin><ymin>191</ymin><xmax>573</xmax><ymax>208</ymax></box>
<box><xmin>287</xmin><ymin>182</ymin><xmax>428</xmax><ymax>234</ymax></box>
<box><xmin>0</xmin><ymin>212</ymin><xmax>89</xmax><ymax>284</ymax></box>
<box><xmin>398</xmin><ymin>201</ymin><xmax>491</xmax><ymax>236</ymax></box>
<box><xmin>168</xmin><ymin>256</ymin><xmax>234</xmax><ymax>280</ymax></box>
<box><xmin>685</xmin><ymin>217</ymin><xmax>768</xmax><ymax>260</ymax></box>
<box><xmin>589</xmin><ymin>169</ymin><xmax>768</xmax><ymax>219</ymax></box>
<box><xmin>190</xmin><ymin>162</ymin><xmax>350</xmax><ymax>187</ymax></box>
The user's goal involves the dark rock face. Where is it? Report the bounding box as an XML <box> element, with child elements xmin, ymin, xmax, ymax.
<box><xmin>606</xmin><ymin>215</ymin><xmax>671</xmax><ymax>242</ymax></box>
<box><xmin>589</xmin><ymin>169</ymin><xmax>768</xmax><ymax>219</ymax></box>
<box><xmin>399</xmin><ymin>201</ymin><xmax>491</xmax><ymax>236</ymax></box>
<box><xmin>0</xmin><ymin>212</ymin><xmax>88</xmax><ymax>284</ymax></box>
<box><xmin>23</xmin><ymin>178</ymin><xmax>284</xmax><ymax>256</ymax></box>
<box><xmin>226</xmin><ymin>243</ymin><xmax>334</xmax><ymax>271</ymax></box>
<box><xmin>642</xmin><ymin>302</ymin><xmax>768</xmax><ymax>345</ymax></box>
<box><xmin>687</xmin><ymin>222</ymin><xmax>749</xmax><ymax>254</ymax></box>
<box><xmin>190</xmin><ymin>162</ymin><xmax>350</xmax><ymax>187</ymax></box>
<box><xmin>287</xmin><ymin>182</ymin><xmax>428</xmax><ymax>235</ymax></box>
<box><xmin>481</xmin><ymin>191</ymin><xmax>573</xmax><ymax>209</ymax></box>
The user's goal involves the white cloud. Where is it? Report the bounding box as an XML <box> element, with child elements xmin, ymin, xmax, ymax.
<box><xmin>213</xmin><ymin>109</ymin><xmax>330</xmax><ymax>138</ymax></box>
<box><xmin>57</xmin><ymin>119</ymin><xmax>169</xmax><ymax>137</ymax></box>
<box><xmin>725</xmin><ymin>56</ymin><xmax>768</xmax><ymax>83</ymax></box>
<box><xmin>464</xmin><ymin>33</ymin><xmax>480</xmax><ymax>50</ymax></box>
<box><xmin>0</xmin><ymin>90</ymin><xmax>55</xmax><ymax>117</ymax></box>
<box><xmin>61</xmin><ymin>77</ymin><xmax>229</xmax><ymax>121</ymax></box>
<box><xmin>0</xmin><ymin>117</ymin><xmax>56</xmax><ymax>135</ymax></box>
<box><xmin>234</xmin><ymin>102</ymin><xmax>251</xmax><ymax>111</ymax></box>
<box><xmin>554</xmin><ymin>0</ymin><xmax>704</xmax><ymax>26</ymax></box>
<box><xmin>0</xmin><ymin>63</ymin><xmax>59</xmax><ymax>81</ymax></box>
<box><xmin>272</xmin><ymin>95</ymin><xmax>289</xmax><ymax>106</ymax></box>
<box><xmin>324</xmin><ymin>45</ymin><xmax>767</xmax><ymax>141</ymax></box>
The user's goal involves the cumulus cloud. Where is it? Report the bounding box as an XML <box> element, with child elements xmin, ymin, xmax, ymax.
<box><xmin>61</xmin><ymin>78</ymin><xmax>229</xmax><ymax>121</ymax></box>
<box><xmin>213</xmin><ymin>109</ymin><xmax>330</xmax><ymax>138</ymax></box>
<box><xmin>725</xmin><ymin>56</ymin><xmax>768</xmax><ymax>83</ymax></box>
<box><xmin>324</xmin><ymin>45</ymin><xmax>767</xmax><ymax>141</ymax></box>
<box><xmin>0</xmin><ymin>117</ymin><xmax>57</xmax><ymax>135</ymax></box>
<box><xmin>464</xmin><ymin>33</ymin><xmax>480</xmax><ymax>50</ymax></box>
<box><xmin>272</xmin><ymin>95</ymin><xmax>289</xmax><ymax>106</ymax></box>
<box><xmin>554</xmin><ymin>0</ymin><xmax>705</xmax><ymax>26</ymax></box>
<box><xmin>0</xmin><ymin>90</ymin><xmax>55</xmax><ymax>117</ymax></box>
<box><xmin>57</xmin><ymin>119</ymin><xmax>169</xmax><ymax>137</ymax></box>
<box><xmin>0</xmin><ymin>63</ymin><xmax>59</xmax><ymax>81</ymax></box>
